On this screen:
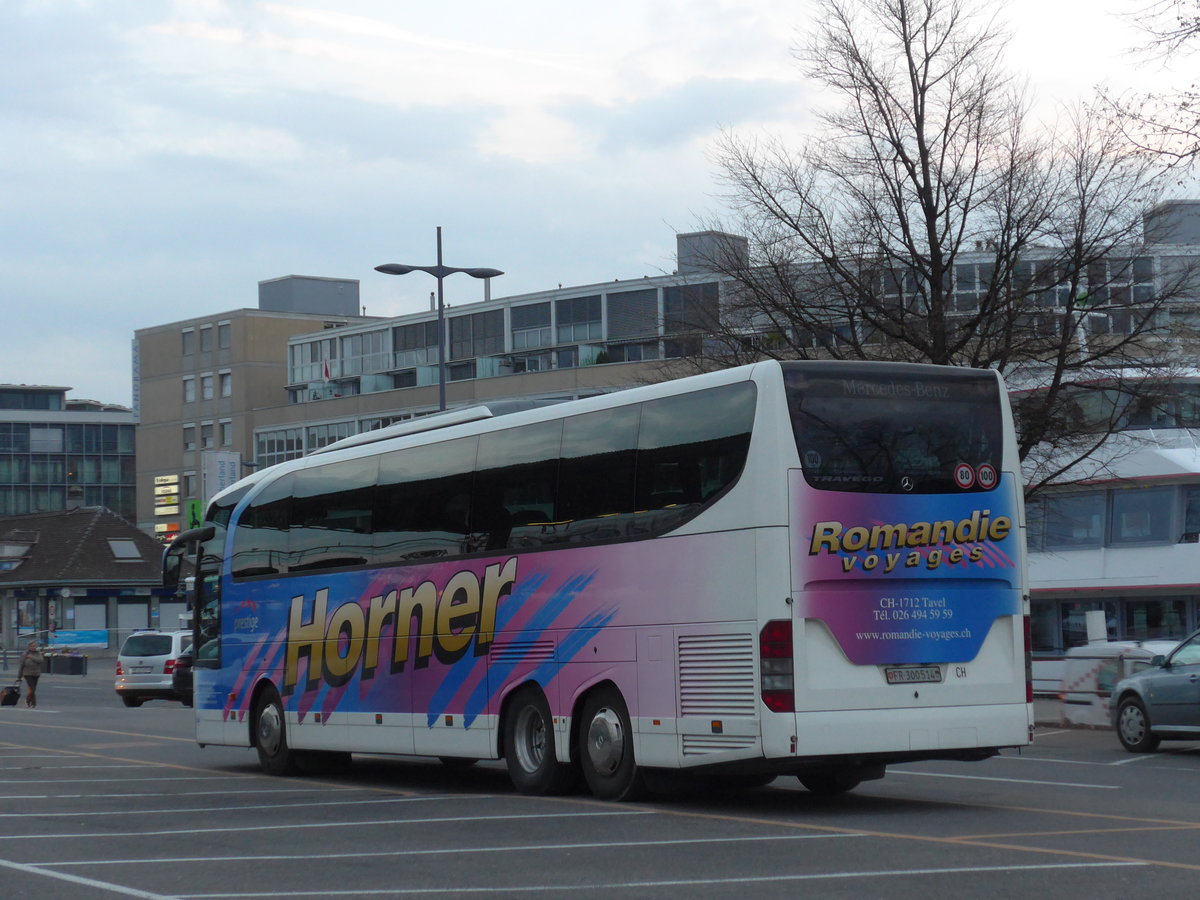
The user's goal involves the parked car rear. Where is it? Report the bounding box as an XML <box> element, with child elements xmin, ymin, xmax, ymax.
<box><xmin>114</xmin><ymin>630</ymin><xmax>192</xmax><ymax>707</ymax></box>
<box><xmin>172</xmin><ymin>644</ymin><xmax>194</xmax><ymax>707</ymax></box>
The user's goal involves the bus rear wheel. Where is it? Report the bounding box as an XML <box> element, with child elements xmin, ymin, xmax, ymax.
<box><xmin>254</xmin><ymin>685</ymin><xmax>298</xmax><ymax>776</ymax></box>
<box><xmin>579</xmin><ymin>685</ymin><xmax>645</xmax><ymax>801</ymax></box>
<box><xmin>798</xmin><ymin>770</ymin><xmax>862</xmax><ymax>795</ymax></box>
<box><xmin>503</xmin><ymin>685</ymin><xmax>576</xmax><ymax>795</ymax></box>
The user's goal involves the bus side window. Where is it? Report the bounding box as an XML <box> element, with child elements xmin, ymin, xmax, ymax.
<box><xmin>290</xmin><ymin>457</ymin><xmax>378</xmax><ymax>572</ymax></box>
<box><xmin>230</xmin><ymin>474</ymin><xmax>293</xmax><ymax>579</ymax></box>
<box><xmin>375</xmin><ymin>437</ymin><xmax>477</xmax><ymax>564</ymax></box>
<box><xmin>474</xmin><ymin>420</ymin><xmax>563</xmax><ymax>550</ymax></box>
<box><xmin>634</xmin><ymin>382</ymin><xmax>756</xmax><ymax>532</ymax></box>
<box><xmin>557</xmin><ymin>405</ymin><xmax>640</xmax><ymax>543</ymax></box>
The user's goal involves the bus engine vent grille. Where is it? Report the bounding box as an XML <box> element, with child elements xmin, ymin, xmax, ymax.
<box><xmin>682</xmin><ymin>734</ymin><xmax>758</xmax><ymax>756</ymax></box>
<box><xmin>489</xmin><ymin>640</ymin><xmax>555</xmax><ymax>663</ymax></box>
<box><xmin>678</xmin><ymin>633</ymin><xmax>756</xmax><ymax>717</ymax></box>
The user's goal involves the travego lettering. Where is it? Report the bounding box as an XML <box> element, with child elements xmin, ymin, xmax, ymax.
<box><xmin>283</xmin><ymin>557</ymin><xmax>517</xmax><ymax>695</ymax></box>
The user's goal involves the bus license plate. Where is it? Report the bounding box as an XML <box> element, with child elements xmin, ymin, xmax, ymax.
<box><xmin>885</xmin><ymin>666</ymin><xmax>942</xmax><ymax>685</ymax></box>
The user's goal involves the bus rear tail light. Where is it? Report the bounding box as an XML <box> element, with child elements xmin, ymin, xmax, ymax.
<box><xmin>760</xmin><ymin>620</ymin><xmax>795</xmax><ymax>713</ymax></box>
<box><xmin>1023</xmin><ymin>614</ymin><xmax>1033</xmax><ymax>704</ymax></box>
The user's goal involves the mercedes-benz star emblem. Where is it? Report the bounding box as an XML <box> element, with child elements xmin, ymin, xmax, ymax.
<box><xmin>900</xmin><ymin>476</ymin><xmax>914</xmax><ymax>492</ymax></box>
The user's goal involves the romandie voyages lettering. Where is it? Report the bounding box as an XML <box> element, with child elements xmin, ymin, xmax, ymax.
<box><xmin>808</xmin><ymin>510</ymin><xmax>1012</xmax><ymax>573</ymax></box>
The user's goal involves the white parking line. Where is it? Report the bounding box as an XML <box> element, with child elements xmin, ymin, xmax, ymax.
<box><xmin>0</xmin><ymin>795</ymin><xmax>473</xmax><ymax>820</ymax></box>
<box><xmin>891</xmin><ymin>769</ymin><xmax>1119</xmax><ymax>789</ymax></box>
<box><xmin>0</xmin><ymin>810</ymin><xmax>654</xmax><ymax>841</ymax></box>
<box><xmin>49</xmin><ymin>833</ymin><xmax>867</xmax><ymax>867</ymax></box>
<box><xmin>0</xmin><ymin>858</ymin><xmax>175</xmax><ymax>900</ymax></box>
<box><xmin>179</xmin><ymin>861</ymin><xmax>1146</xmax><ymax>897</ymax></box>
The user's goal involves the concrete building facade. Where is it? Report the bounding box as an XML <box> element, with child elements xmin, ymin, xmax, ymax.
<box><xmin>0</xmin><ymin>385</ymin><xmax>135</xmax><ymax>521</ymax></box>
<box><xmin>133</xmin><ymin>276</ymin><xmax>373</xmax><ymax>540</ymax></box>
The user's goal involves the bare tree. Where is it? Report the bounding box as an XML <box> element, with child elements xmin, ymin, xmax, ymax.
<box><xmin>1102</xmin><ymin>0</ymin><xmax>1200</xmax><ymax>162</ymax></box>
<box><xmin>680</xmin><ymin>0</ymin><xmax>1193</xmax><ymax>494</ymax></box>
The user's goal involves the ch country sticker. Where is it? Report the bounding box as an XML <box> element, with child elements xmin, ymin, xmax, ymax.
<box><xmin>283</xmin><ymin>557</ymin><xmax>517</xmax><ymax>695</ymax></box>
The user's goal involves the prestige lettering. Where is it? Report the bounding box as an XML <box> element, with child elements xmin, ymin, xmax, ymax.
<box><xmin>283</xmin><ymin>557</ymin><xmax>517</xmax><ymax>694</ymax></box>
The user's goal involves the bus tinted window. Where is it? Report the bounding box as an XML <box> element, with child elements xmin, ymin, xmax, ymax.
<box><xmin>474</xmin><ymin>421</ymin><xmax>563</xmax><ymax>550</ymax></box>
<box><xmin>784</xmin><ymin>363</ymin><xmax>1002</xmax><ymax>494</ymax></box>
<box><xmin>290</xmin><ymin>457</ymin><xmax>378</xmax><ymax>572</ymax></box>
<box><xmin>231</xmin><ymin>473</ymin><xmax>293</xmax><ymax>578</ymax></box>
<box><xmin>635</xmin><ymin>382</ymin><xmax>756</xmax><ymax>531</ymax></box>
<box><xmin>230</xmin><ymin>379</ymin><xmax>758</xmax><ymax>579</ymax></box>
<box><xmin>375</xmin><ymin>437</ymin><xmax>477</xmax><ymax>564</ymax></box>
<box><xmin>557</xmin><ymin>405</ymin><xmax>639</xmax><ymax>543</ymax></box>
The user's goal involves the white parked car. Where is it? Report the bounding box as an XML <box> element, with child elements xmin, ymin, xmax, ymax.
<box><xmin>114</xmin><ymin>630</ymin><xmax>193</xmax><ymax>707</ymax></box>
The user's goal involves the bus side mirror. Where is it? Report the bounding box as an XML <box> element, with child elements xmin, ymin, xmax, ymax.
<box><xmin>161</xmin><ymin>525</ymin><xmax>215</xmax><ymax>591</ymax></box>
<box><xmin>163</xmin><ymin>544</ymin><xmax>186</xmax><ymax>592</ymax></box>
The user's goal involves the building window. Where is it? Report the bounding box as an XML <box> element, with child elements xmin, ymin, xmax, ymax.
<box><xmin>393</xmin><ymin>321</ymin><xmax>439</xmax><ymax>369</ymax></box>
<box><xmin>182</xmin><ymin>329</ymin><xmax>195</xmax><ymax>355</ymax></box>
<box><xmin>305</xmin><ymin>421</ymin><xmax>355</xmax><ymax>451</ymax></box>
<box><xmin>218</xmin><ymin>321</ymin><xmax>231</xmax><ymax>349</ymax></box>
<box><xmin>662</xmin><ymin>283</ymin><xmax>718</xmax><ymax>333</ymax></box>
<box><xmin>201</xmin><ymin>374</ymin><xmax>214</xmax><ymax>401</ymax></box>
<box><xmin>449</xmin><ymin>309</ymin><xmax>504</xmax><ymax>361</ymax></box>
<box><xmin>1109</xmin><ymin>487</ymin><xmax>1174</xmax><ymax>544</ymax></box>
<box><xmin>183</xmin><ymin>425</ymin><xmax>196</xmax><ymax>452</ymax></box>
<box><xmin>201</xmin><ymin>422</ymin><xmax>214</xmax><ymax>449</ymax></box>
<box><xmin>182</xmin><ymin>378</ymin><xmax>195</xmax><ymax>403</ymax></box>
<box><xmin>219</xmin><ymin>371</ymin><xmax>232</xmax><ymax>398</ymax></box>
<box><xmin>219</xmin><ymin>420</ymin><xmax>232</xmax><ymax>446</ymax></box>
<box><xmin>1043</xmin><ymin>491</ymin><xmax>1105</xmax><ymax>549</ymax></box>
<box><xmin>199</xmin><ymin>325</ymin><xmax>213</xmax><ymax>353</ymax></box>
<box><xmin>555</xmin><ymin>296</ymin><xmax>602</xmax><ymax>343</ymax></box>
<box><xmin>256</xmin><ymin>427</ymin><xmax>304</xmax><ymax>468</ymax></box>
<box><xmin>184</xmin><ymin>472</ymin><xmax>197</xmax><ymax>497</ymax></box>
<box><xmin>511</xmin><ymin>302</ymin><xmax>552</xmax><ymax>349</ymax></box>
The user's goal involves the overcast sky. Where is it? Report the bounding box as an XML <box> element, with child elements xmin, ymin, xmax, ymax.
<box><xmin>0</xmin><ymin>0</ymin><xmax>1182</xmax><ymax>406</ymax></box>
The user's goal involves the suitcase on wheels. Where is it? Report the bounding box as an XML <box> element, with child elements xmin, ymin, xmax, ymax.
<box><xmin>1</xmin><ymin>683</ymin><xmax>19</xmax><ymax>707</ymax></box>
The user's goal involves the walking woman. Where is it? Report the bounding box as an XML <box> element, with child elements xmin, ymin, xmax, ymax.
<box><xmin>20</xmin><ymin>641</ymin><xmax>43</xmax><ymax>708</ymax></box>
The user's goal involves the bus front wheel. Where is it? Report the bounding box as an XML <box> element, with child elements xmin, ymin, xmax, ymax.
<box><xmin>579</xmin><ymin>685</ymin><xmax>645</xmax><ymax>801</ymax></box>
<box><xmin>254</xmin><ymin>685</ymin><xmax>299</xmax><ymax>776</ymax></box>
<box><xmin>503</xmin><ymin>685</ymin><xmax>576</xmax><ymax>795</ymax></box>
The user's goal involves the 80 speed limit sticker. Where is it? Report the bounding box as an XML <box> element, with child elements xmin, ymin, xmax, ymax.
<box><xmin>954</xmin><ymin>462</ymin><xmax>975</xmax><ymax>489</ymax></box>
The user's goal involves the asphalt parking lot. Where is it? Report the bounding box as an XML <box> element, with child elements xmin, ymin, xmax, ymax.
<box><xmin>2</xmin><ymin>671</ymin><xmax>1199</xmax><ymax>898</ymax></box>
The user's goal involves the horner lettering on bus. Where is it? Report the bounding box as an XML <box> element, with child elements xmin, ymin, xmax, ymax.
<box><xmin>283</xmin><ymin>557</ymin><xmax>517</xmax><ymax>694</ymax></box>
<box><xmin>809</xmin><ymin>510</ymin><xmax>1010</xmax><ymax>554</ymax></box>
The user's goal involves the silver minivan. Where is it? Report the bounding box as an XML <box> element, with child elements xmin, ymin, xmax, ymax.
<box><xmin>114</xmin><ymin>630</ymin><xmax>192</xmax><ymax>707</ymax></box>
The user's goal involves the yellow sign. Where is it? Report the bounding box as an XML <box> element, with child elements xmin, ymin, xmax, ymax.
<box><xmin>154</xmin><ymin>474</ymin><xmax>180</xmax><ymax>486</ymax></box>
<box><xmin>156</xmin><ymin>505</ymin><xmax>180</xmax><ymax>516</ymax></box>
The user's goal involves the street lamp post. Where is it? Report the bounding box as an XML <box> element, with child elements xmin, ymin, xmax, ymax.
<box><xmin>376</xmin><ymin>227</ymin><xmax>503</xmax><ymax>411</ymax></box>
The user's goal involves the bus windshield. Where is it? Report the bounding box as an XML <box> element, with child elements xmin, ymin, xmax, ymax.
<box><xmin>784</xmin><ymin>361</ymin><xmax>1003</xmax><ymax>494</ymax></box>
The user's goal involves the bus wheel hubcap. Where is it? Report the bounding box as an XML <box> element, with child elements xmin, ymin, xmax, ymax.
<box><xmin>259</xmin><ymin>705</ymin><xmax>282</xmax><ymax>755</ymax></box>
<box><xmin>514</xmin><ymin>707</ymin><xmax>546</xmax><ymax>773</ymax></box>
<box><xmin>587</xmin><ymin>707</ymin><xmax>625</xmax><ymax>775</ymax></box>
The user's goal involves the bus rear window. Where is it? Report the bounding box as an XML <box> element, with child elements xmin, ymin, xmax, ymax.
<box><xmin>783</xmin><ymin>362</ymin><xmax>1003</xmax><ymax>494</ymax></box>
